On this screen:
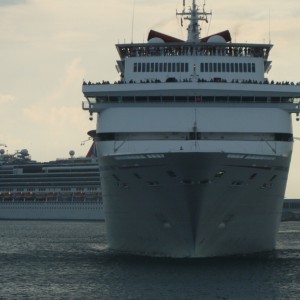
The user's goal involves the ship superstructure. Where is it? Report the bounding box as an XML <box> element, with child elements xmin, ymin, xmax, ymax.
<box><xmin>0</xmin><ymin>148</ymin><xmax>104</xmax><ymax>220</ymax></box>
<box><xmin>82</xmin><ymin>0</ymin><xmax>300</xmax><ymax>257</ymax></box>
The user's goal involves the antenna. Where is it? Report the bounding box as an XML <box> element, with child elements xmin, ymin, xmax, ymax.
<box><xmin>176</xmin><ymin>0</ymin><xmax>212</xmax><ymax>42</ymax></box>
<box><xmin>268</xmin><ymin>8</ymin><xmax>271</xmax><ymax>44</ymax></box>
<box><xmin>131</xmin><ymin>0</ymin><xmax>136</xmax><ymax>43</ymax></box>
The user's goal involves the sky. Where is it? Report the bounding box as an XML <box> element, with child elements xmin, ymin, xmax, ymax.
<box><xmin>0</xmin><ymin>0</ymin><xmax>300</xmax><ymax>197</ymax></box>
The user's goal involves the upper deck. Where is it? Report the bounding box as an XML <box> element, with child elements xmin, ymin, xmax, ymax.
<box><xmin>82</xmin><ymin>0</ymin><xmax>300</xmax><ymax>114</ymax></box>
<box><xmin>116</xmin><ymin>41</ymin><xmax>272</xmax><ymax>60</ymax></box>
<box><xmin>115</xmin><ymin>39</ymin><xmax>273</xmax><ymax>84</ymax></box>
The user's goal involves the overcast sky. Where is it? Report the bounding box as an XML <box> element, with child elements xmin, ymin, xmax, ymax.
<box><xmin>0</xmin><ymin>0</ymin><xmax>300</xmax><ymax>197</ymax></box>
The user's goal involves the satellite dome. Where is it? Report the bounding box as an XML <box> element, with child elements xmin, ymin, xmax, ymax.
<box><xmin>20</xmin><ymin>149</ymin><xmax>29</xmax><ymax>156</ymax></box>
<box><xmin>148</xmin><ymin>37</ymin><xmax>164</xmax><ymax>44</ymax></box>
<box><xmin>207</xmin><ymin>35</ymin><xmax>226</xmax><ymax>43</ymax></box>
<box><xmin>0</xmin><ymin>149</ymin><xmax>5</xmax><ymax>155</ymax></box>
<box><xmin>69</xmin><ymin>150</ymin><xmax>75</xmax><ymax>157</ymax></box>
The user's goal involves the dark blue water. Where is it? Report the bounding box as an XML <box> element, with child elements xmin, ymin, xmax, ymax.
<box><xmin>0</xmin><ymin>221</ymin><xmax>299</xmax><ymax>300</ymax></box>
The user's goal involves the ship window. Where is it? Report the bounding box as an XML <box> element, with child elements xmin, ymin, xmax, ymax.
<box><xmin>136</xmin><ymin>96</ymin><xmax>148</xmax><ymax>102</ymax></box>
<box><xmin>133</xmin><ymin>63</ymin><xmax>137</xmax><ymax>72</ymax></box>
<box><xmin>150</xmin><ymin>63</ymin><xmax>154</xmax><ymax>72</ymax></box>
<box><xmin>200</xmin><ymin>63</ymin><xmax>204</xmax><ymax>72</ymax></box>
<box><xmin>213</xmin><ymin>63</ymin><xmax>217</xmax><ymax>72</ymax></box>
<box><xmin>222</xmin><ymin>63</ymin><xmax>226</xmax><ymax>72</ymax></box>
<box><xmin>96</xmin><ymin>96</ymin><xmax>108</xmax><ymax>103</ymax></box>
<box><xmin>177</xmin><ymin>63</ymin><xmax>181</xmax><ymax>72</ymax></box>
<box><xmin>248</xmin><ymin>63</ymin><xmax>251</xmax><ymax>73</ymax></box>
<box><xmin>168</xmin><ymin>63</ymin><xmax>172</xmax><ymax>72</ymax></box>
<box><xmin>209</xmin><ymin>63</ymin><xmax>213</xmax><ymax>72</ymax></box>
<box><xmin>175</xmin><ymin>96</ymin><xmax>188</xmax><ymax>102</ymax></box>
<box><xmin>180</xmin><ymin>63</ymin><xmax>184</xmax><ymax>72</ymax></box>
<box><xmin>242</xmin><ymin>96</ymin><xmax>254</xmax><ymax>102</ymax></box>
<box><xmin>172</xmin><ymin>63</ymin><xmax>176</xmax><ymax>72</ymax></box>
<box><xmin>123</xmin><ymin>96</ymin><xmax>135</xmax><ymax>102</ymax></box>
<box><xmin>164</xmin><ymin>63</ymin><xmax>167</xmax><ymax>72</ymax></box>
<box><xmin>231</xmin><ymin>63</ymin><xmax>234</xmax><ymax>72</ymax></box>
<box><xmin>202</xmin><ymin>96</ymin><xmax>214</xmax><ymax>102</ymax></box>
<box><xmin>226</xmin><ymin>63</ymin><xmax>230</xmax><ymax>72</ymax></box>
<box><xmin>234</xmin><ymin>63</ymin><xmax>238</xmax><ymax>72</ymax></box>
<box><xmin>243</xmin><ymin>63</ymin><xmax>247</xmax><ymax>72</ymax></box>
<box><xmin>255</xmin><ymin>97</ymin><xmax>268</xmax><ymax>102</ymax></box>
<box><xmin>138</xmin><ymin>63</ymin><xmax>141</xmax><ymax>72</ymax></box>
<box><xmin>162</xmin><ymin>96</ymin><xmax>174</xmax><ymax>102</ymax></box>
<box><xmin>218</xmin><ymin>63</ymin><xmax>222</xmax><ymax>72</ymax></box>
<box><xmin>97</xmin><ymin>132</ymin><xmax>115</xmax><ymax>141</ymax></box>
<box><xmin>149</xmin><ymin>96</ymin><xmax>161</xmax><ymax>102</ymax></box>
<box><xmin>252</xmin><ymin>63</ymin><xmax>256</xmax><ymax>72</ymax></box>
<box><xmin>239</xmin><ymin>63</ymin><xmax>243</xmax><ymax>72</ymax></box>
<box><xmin>274</xmin><ymin>133</ymin><xmax>293</xmax><ymax>141</ymax></box>
<box><xmin>216</xmin><ymin>96</ymin><xmax>227</xmax><ymax>102</ymax></box>
<box><xmin>155</xmin><ymin>63</ymin><xmax>159</xmax><ymax>72</ymax></box>
<box><xmin>228</xmin><ymin>96</ymin><xmax>241</xmax><ymax>102</ymax></box>
<box><xmin>185</xmin><ymin>63</ymin><xmax>189</xmax><ymax>72</ymax></box>
<box><xmin>271</xmin><ymin>97</ymin><xmax>280</xmax><ymax>103</ymax></box>
<box><xmin>205</xmin><ymin>63</ymin><xmax>209</xmax><ymax>72</ymax></box>
<box><xmin>146</xmin><ymin>63</ymin><xmax>150</xmax><ymax>72</ymax></box>
<box><xmin>109</xmin><ymin>96</ymin><xmax>120</xmax><ymax>102</ymax></box>
<box><xmin>159</xmin><ymin>63</ymin><xmax>163</xmax><ymax>72</ymax></box>
<box><xmin>142</xmin><ymin>63</ymin><xmax>146</xmax><ymax>72</ymax></box>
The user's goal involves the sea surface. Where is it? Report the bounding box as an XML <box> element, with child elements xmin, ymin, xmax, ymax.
<box><xmin>0</xmin><ymin>221</ymin><xmax>299</xmax><ymax>300</ymax></box>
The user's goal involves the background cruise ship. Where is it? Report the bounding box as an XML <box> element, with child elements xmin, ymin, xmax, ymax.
<box><xmin>0</xmin><ymin>144</ymin><xmax>104</xmax><ymax>221</ymax></box>
<box><xmin>82</xmin><ymin>0</ymin><xmax>300</xmax><ymax>257</ymax></box>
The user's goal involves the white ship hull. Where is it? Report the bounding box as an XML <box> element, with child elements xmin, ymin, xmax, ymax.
<box><xmin>90</xmin><ymin>104</ymin><xmax>295</xmax><ymax>257</ymax></box>
<box><xmin>99</xmin><ymin>151</ymin><xmax>290</xmax><ymax>257</ymax></box>
<box><xmin>0</xmin><ymin>201</ymin><xmax>104</xmax><ymax>221</ymax></box>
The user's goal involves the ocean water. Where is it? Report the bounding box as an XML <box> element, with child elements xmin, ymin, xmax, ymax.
<box><xmin>0</xmin><ymin>221</ymin><xmax>299</xmax><ymax>300</ymax></box>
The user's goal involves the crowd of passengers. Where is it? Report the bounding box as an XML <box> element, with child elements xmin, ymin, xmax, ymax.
<box><xmin>83</xmin><ymin>79</ymin><xmax>300</xmax><ymax>86</ymax></box>
<box><xmin>119</xmin><ymin>46</ymin><xmax>269</xmax><ymax>59</ymax></box>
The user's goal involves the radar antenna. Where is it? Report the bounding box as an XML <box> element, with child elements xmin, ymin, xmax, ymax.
<box><xmin>176</xmin><ymin>0</ymin><xmax>212</xmax><ymax>42</ymax></box>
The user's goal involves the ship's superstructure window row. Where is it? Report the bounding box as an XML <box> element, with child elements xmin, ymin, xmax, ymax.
<box><xmin>133</xmin><ymin>62</ymin><xmax>256</xmax><ymax>74</ymax></box>
<box><xmin>200</xmin><ymin>62</ymin><xmax>255</xmax><ymax>73</ymax></box>
<box><xmin>95</xmin><ymin>132</ymin><xmax>293</xmax><ymax>142</ymax></box>
<box><xmin>93</xmin><ymin>95</ymin><xmax>297</xmax><ymax>104</ymax></box>
<box><xmin>134</xmin><ymin>62</ymin><xmax>189</xmax><ymax>73</ymax></box>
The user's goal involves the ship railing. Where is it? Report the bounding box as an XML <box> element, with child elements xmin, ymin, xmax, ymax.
<box><xmin>83</xmin><ymin>79</ymin><xmax>300</xmax><ymax>86</ymax></box>
<box><xmin>117</xmin><ymin>43</ymin><xmax>272</xmax><ymax>59</ymax></box>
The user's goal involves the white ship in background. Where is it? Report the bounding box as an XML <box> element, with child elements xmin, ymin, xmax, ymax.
<box><xmin>0</xmin><ymin>145</ymin><xmax>104</xmax><ymax>221</ymax></box>
<box><xmin>82</xmin><ymin>0</ymin><xmax>300</xmax><ymax>257</ymax></box>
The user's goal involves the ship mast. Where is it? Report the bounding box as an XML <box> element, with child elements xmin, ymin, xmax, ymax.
<box><xmin>176</xmin><ymin>0</ymin><xmax>212</xmax><ymax>42</ymax></box>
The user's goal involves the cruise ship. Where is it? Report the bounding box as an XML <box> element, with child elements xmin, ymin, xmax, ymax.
<box><xmin>0</xmin><ymin>146</ymin><xmax>104</xmax><ymax>220</ymax></box>
<box><xmin>82</xmin><ymin>1</ymin><xmax>300</xmax><ymax>257</ymax></box>
<box><xmin>282</xmin><ymin>199</ymin><xmax>300</xmax><ymax>221</ymax></box>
